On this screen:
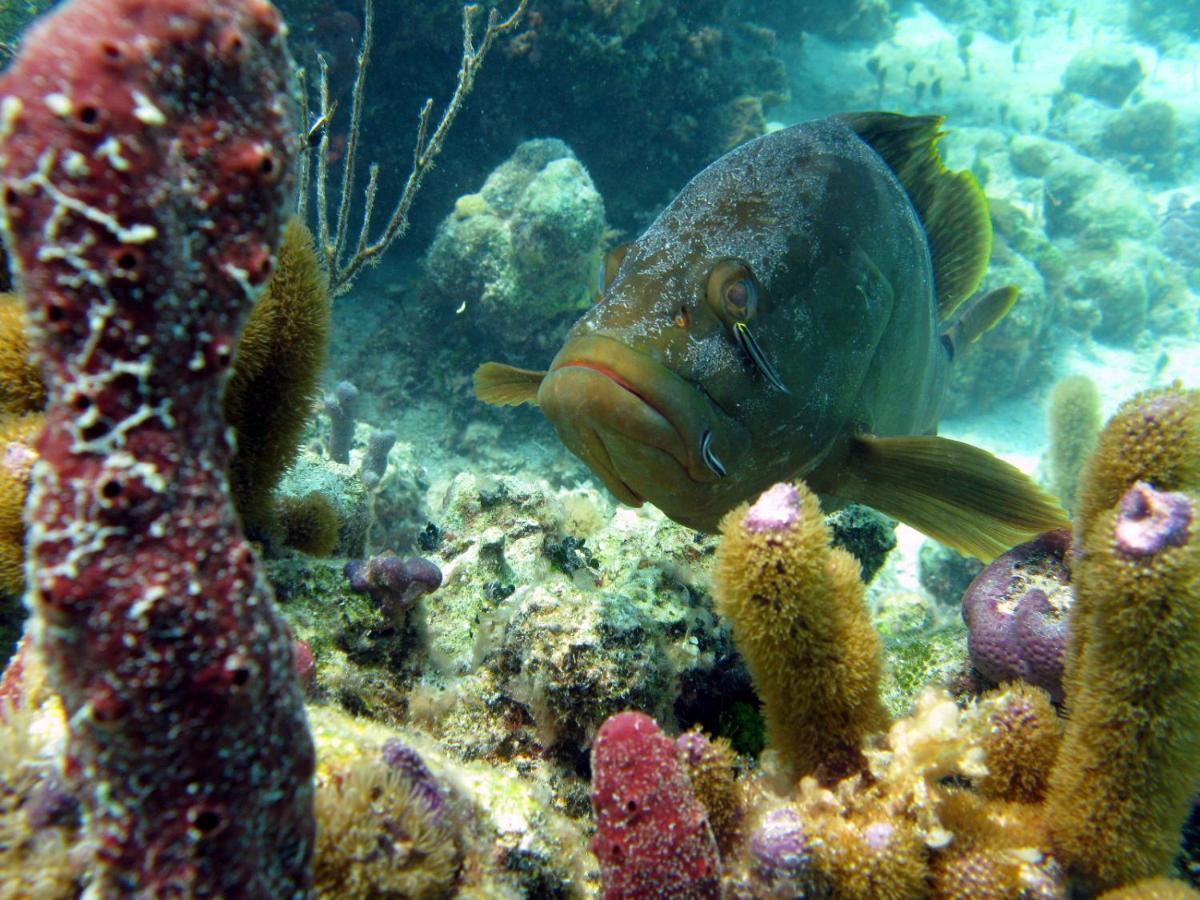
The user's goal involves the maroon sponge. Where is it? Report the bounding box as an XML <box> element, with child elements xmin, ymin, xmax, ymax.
<box><xmin>591</xmin><ymin>711</ymin><xmax>720</xmax><ymax>899</ymax></box>
<box><xmin>0</xmin><ymin>0</ymin><xmax>313</xmax><ymax>894</ymax></box>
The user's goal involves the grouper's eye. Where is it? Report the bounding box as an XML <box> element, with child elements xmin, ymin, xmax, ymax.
<box><xmin>706</xmin><ymin>259</ymin><xmax>789</xmax><ymax>394</ymax></box>
<box><xmin>706</xmin><ymin>259</ymin><xmax>759</xmax><ymax>322</ymax></box>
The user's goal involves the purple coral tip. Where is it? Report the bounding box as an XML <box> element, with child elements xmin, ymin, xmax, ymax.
<box><xmin>1115</xmin><ymin>482</ymin><xmax>1192</xmax><ymax>558</ymax></box>
<box><xmin>750</xmin><ymin>807</ymin><xmax>809</xmax><ymax>874</ymax></box>
<box><xmin>744</xmin><ymin>483</ymin><xmax>801</xmax><ymax>533</ymax></box>
<box><xmin>381</xmin><ymin>737</ymin><xmax>446</xmax><ymax>820</ymax></box>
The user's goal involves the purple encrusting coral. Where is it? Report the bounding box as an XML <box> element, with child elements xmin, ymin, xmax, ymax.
<box><xmin>750</xmin><ymin>807</ymin><xmax>811</xmax><ymax>879</ymax></box>
<box><xmin>345</xmin><ymin>552</ymin><xmax>443</xmax><ymax>627</ymax></box>
<box><xmin>961</xmin><ymin>529</ymin><xmax>1072</xmax><ymax>703</ymax></box>
<box><xmin>744</xmin><ymin>482</ymin><xmax>801</xmax><ymax>533</ymax></box>
<box><xmin>1114</xmin><ymin>481</ymin><xmax>1192</xmax><ymax>557</ymax></box>
<box><xmin>382</xmin><ymin>737</ymin><xmax>447</xmax><ymax>821</ymax></box>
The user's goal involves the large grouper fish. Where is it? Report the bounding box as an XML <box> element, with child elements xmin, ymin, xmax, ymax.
<box><xmin>474</xmin><ymin>113</ymin><xmax>1068</xmax><ymax>561</ymax></box>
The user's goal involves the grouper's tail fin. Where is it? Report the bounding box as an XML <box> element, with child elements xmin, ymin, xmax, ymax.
<box><xmin>840</xmin><ymin>112</ymin><xmax>991</xmax><ymax>323</ymax></box>
<box><xmin>834</xmin><ymin>434</ymin><xmax>1070</xmax><ymax>562</ymax></box>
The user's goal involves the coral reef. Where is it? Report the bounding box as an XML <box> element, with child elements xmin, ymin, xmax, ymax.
<box><xmin>0</xmin><ymin>0</ymin><xmax>314</xmax><ymax>892</ymax></box>
<box><xmin>425</xmin><ymin>139</ymin><xmax>606</xmax><ymax>356</ymax></box>
<box><xmin>280</xmin><ymin>1</ymin><xmax>789</xmax><ymax>241</ymax></box>
<box><xmin>574</xmin><ymin>385</ymin><xmax>1200</xmax><ymax>898</ymax></box>
<box><xmin>960</xmin><ymin>528</ymin><xmax>1073</xmax><ymax>702</ymax></box>
<box><xmin>713</xmin><ymin>481</ymin><xmax>888</xmax><ymax>780</ymax></box>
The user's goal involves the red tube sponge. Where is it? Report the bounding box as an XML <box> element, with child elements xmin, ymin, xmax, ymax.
<box><xmin>0</xmin><ymin>0</ymin><xmax>313</xmax><ymax>893</ymax></box>
<box><xmin>591</xmin><ymin>711</ymin><xmax>720</xmax><ymax>899</ymax></box>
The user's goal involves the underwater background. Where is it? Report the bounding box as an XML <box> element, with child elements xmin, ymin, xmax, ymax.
<box><xmin>0</xmin><ymin>0</ymin><xmax>1199</xmax><ymax>896</ymax></box>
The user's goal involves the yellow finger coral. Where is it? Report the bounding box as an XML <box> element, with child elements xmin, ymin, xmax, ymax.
<box><xmin>1046</xmin><ymin>374</ymin><xmax>1101</xmax><ymax>515</ymax></box>
<box><xmin>0</xmin><ymin>293</ymin><xmax>44</xmax><ymax>416</ymax></box>
<box><xmin>712</xmin><ymin>481</ymin><xmax>888</xmax><ymax>780</ymax></box>
<box><xmin>0</xmin><ymin>412</ymin><xmax>41</xmax><ymax>599</ymax></box>
<box><xmin>314</xmin><ymin>750</ymin><xmax>460</xmax><ymax>898</ymax></box>
<box><xmin>1097</xmin><ymin>878</ymin><xmax>1200</xmax><ymax>899</ymax></box>
<box><xmin>225</xmin><ymin>218</ymin><xmax>332</xmax><ymax>544</ymax></box>
<box><xmin>976</xmin><ymin>683</ymin><xmax>1061</xmax><ymax>805</ymax></box>
<box><xmin>1046</xmin><ymin>479</ymin><xmax>1200</xmax><ymax>893</ymax></box>
<box><xmin>1073</xmin><ymin>382</ymin><xmax>1200</xmax><ymax>538</ymax></box>
<box><xmin>807</xmin><ymin>809</ymin><xmax>927</xmax><ymax>900</ymax></box>
<box><xmin>1063</xmin><ymin>384</ymin><xmax>1200</xmax><ymax>706</ymax></box>
<box><xmin>928</xmin><ymin>790</ymin><xmax>1056</xmax><ymax>900</ymax></box>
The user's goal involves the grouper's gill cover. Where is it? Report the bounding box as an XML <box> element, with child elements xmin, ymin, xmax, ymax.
<box><xmin>475</xmin><ymin>113</ymin><xmax>1069</xmax><ymax>561</ymax></box>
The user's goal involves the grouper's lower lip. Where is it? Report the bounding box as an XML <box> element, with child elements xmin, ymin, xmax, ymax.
<box><xmin>537</xmin><ymin>364</ymin><xmax>689</xmax><ymax>504</ymax></box>
<box><xmin>536</xmin><ymin>334</ymin><xmax>729</xmax><ymax>503</ymax></box>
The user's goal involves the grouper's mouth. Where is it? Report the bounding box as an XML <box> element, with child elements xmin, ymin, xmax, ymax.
<box><xmin>536</xmin><ymin>334</ymin><xmax>730</xmax><ymax>508</ymax></box>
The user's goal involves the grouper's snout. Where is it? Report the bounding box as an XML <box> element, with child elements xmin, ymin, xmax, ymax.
<box><xmin>537</xmin><ymin>335</ymin><xmax>732</xmax><ymax>506</ymax></box>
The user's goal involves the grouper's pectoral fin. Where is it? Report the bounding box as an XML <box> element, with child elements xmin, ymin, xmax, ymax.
<box><xmin>474</xmin><ymin>362</ymin><xmax>547</xmax><ymax>406</ymax></box>
<box><xmin>834</xmin><ymin>434</ymin><xmax>1070</xmax><ymax>562</ymax></box>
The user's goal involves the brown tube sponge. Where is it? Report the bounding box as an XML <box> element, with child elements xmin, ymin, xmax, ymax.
<box><xmin>712</xmin><ymin>481</ymin><xmax>888</xmax><ymax>779</ymax></box>
<box><xmin>225</xmin><ymin>217</ymin><xmax>331</xmax><ymax>542</ymax></box>
<box><xmin>1046</xmin><ymin>373</ymin><xmax>1101</xmax><ymax>515</ymax></box>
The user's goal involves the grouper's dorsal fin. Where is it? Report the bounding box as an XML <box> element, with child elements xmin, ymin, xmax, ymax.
<box><xmin>834</xmin><ymin>434</ymin><xmax>1070</xmax><ymax>562</ymax></box>
<box><xmin>474</xmin><ymin>362</ymin><xmax>546</xmax><ymax>407</ymax></box>
<box><xmin>840</xmin><ymin>112</ymin><xmax>992</xmax><ymax>322</ymax></box>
